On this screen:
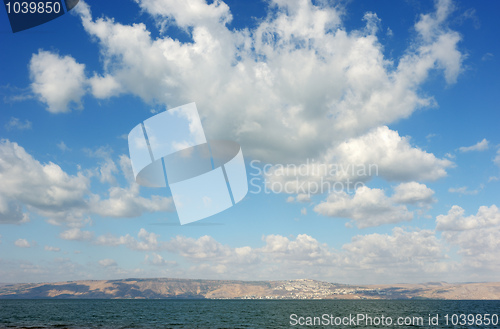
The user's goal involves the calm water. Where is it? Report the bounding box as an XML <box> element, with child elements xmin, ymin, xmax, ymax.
<box><xmin>0</xmin><ymin>299</ymin><xmax>499</xmax><ymax>328</ymax></box>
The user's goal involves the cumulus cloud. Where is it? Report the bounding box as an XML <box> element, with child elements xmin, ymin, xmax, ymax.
<box><xmin>392</xmin><ymin>182</ymin><xmax>436</xmax><ymax>205</ymax></box>
<box><xmin>260</xmin><ymin>234</ymin><xmax>333</xmax><ymax>264</ymax></box>
<box><xmin>261</xmin><ymin>127</ymin><xmax>452</xmax><ymax>196</ymax></box>
<box><xmin>136</xmin><ymin>0</ymin><xmax>232</xmax><ymax>28</ymax></box>
<box><xmin>0</xmin><ymin>139</ymin><xmax>89</xmax><ymax>226</ymax></box>
<box><xmin>88</xmin><ymin>74</ymin><xmax>122</xmax><ymax>99</ymax></box>
<box><xmin>88</xmin><ymin>228</ymin><xmax>462</xmax><ymax>283</ymax></box>
<box><xmin>0</xmin><ymin>140</ymin><xmax>173</xmax><ymax>226</ymax></box>
<box><xmin>165</xmin><ymin>235</ymin><xmax>235</xmax><ymax>260</ymax></box>
<box><xmin>341</xmin><ymin>228</ymin><xmax>453</xmax><ymax>282</ymax></box>
<box><xmin>314</xmin><ymin>186</ymin><xmax>413</xmax><ymax>228</ymax></box>
<box><xmin>327</xmin><ymin>126</ymin><xmax>453</xmax><ymax>182</ymax></box>
<box><xmin>314</xmin><ymin>182</ymin><xmax>436</xmax><ymax>228</ymax></box>
<box><xmin>73</xmin><ymin>0</ymin><xmax>464</xmax><ymax>163</ymax></box>
<box><xmin>91</xmin><ymin>184</ymin><xmax>173</xmax><ymax>218</ymax></box>
<box><xmin>436</xmin><ymin>205</ymin><xmax>500</xmax><ymax>231</ymax></box>
<box><xmin>30</xmin><ymin>50</ymin><xmax>87</xmax><ymax>113</ymax></box>
<box><xmin>436</xmin><ymin>205</ymin><xmax>500</xmax><ymax>273</ymax></box>
<box><xmin>459</xmin><ymin>138</ymin><xmax>489</xmax><ymax>152</ymax></box>
<box><xmin>14</xmin><ymin>238</ymin><xmax>31</xmax><ymax>248</ymax></box>
<box><xmin>161</xmin><ymin>233</ymin><xmax>333</xmax><ymax>278</ymax></box>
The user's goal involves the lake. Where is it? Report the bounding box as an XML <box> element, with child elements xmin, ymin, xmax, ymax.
<box><xmin>0</xmin><ymin>299</ymin><xmax>499</xmax><ymax>328</ymax></box>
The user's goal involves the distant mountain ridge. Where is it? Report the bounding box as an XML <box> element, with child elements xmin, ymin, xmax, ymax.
<box><xmin>1</xmin><ymin>278</ymin><xmax>499</xmax><ymax>300</ymax></box>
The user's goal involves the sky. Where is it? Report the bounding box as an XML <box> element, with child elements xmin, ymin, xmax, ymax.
<box><xmin>0</xmin><ymin>0</ymin><xmax>499</xmax><ymax>285</ymax></box>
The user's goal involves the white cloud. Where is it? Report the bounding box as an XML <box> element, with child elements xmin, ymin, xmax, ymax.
<box><xmin>0</xmin><ymin>139</ymin><xmax>90</xmax><ymax>226</ymax></box>
<box><xmin>145</xmin><ymin>253</ymin><xmax>176</xmax><ymax>266</ymax></box>
<box><xmin>63</xmin><ymin>224</ymin><xmax>499</xmax><ymax>283</ymax></box>
<box><xmin>148</xmin><ymin>230</ymin><xmax>455</xmax><ymax>283</ymax></box>
<box><xmin>97</xmin><ymin>158</ymin><xmax>118</xmax><ymax>185</ymax></box>
<box><xmin>14</xmin><ymin>238</ymin><xmax>31</xmax><ymax>248</ymax></box>
<box><xmin>5</xmin><ymin>117</ymin><xmax>32</xmax><ymax>131</ymax></box>
<box><xmin>341</xmin><ymin>227</ymin><xmax>453</xmax><ymax>282</ymax></box>
<box><xmin>98</xmin><ymin>258</ymin><xmax>117</xmax><ymax>267</ymax></box>
<box><xmin>412</xmin><ymin>0</ymin><xmax>462</xmax><ymax>84</ymax></box>
<box><xmin>436</xmin><ymin>205</ymin><xmax>500</xmax><ymax>272</ymax></box>
<box><xmin>74</xmin><ymin>0</ymin><xmax>464</xmax><ymax>163</ymax></box>
<box><xmin>30</xmin><ymin>50</ymin><xmax>87</xmax><ymax>113</ymax></box>
<box><xmin>95</xmin><ymin>228</ymin><xmax>163</xmax><ymax>251</ymax></box>
<box><xmin>136</xmin><ymin>0</ymin><xmax>232</xmax><ymax>28</ymax></box>
<box><xmin>314</xmin><ymin>186</ymin><xmax>413</xmax><ymax>228</ymax></box>
<box><xmin>314</xmin><ymin>182</ymin><xmax>436</xmax><ymax>228</ymax></box>
<box><xmin>327</xmin><ymin>126</ymin><xmax>453</xmax><ymax>182</ymax></box>
<box><xmin>44</xmin><ymin>246</ymin><xmax>61</xmax><ymax>252</ymax></box>
<box><xmin>165</xmin><ymin>235</ymin><xmax>233</xmax><ymax>260</ymax></box>
<box><xmin>436</xmin><ymin>205</ymin><xmax>500</xmax><ymax>231</ymax></box>
<box><xmin>83</xmin><ymin>151</ymin><xmax>173</xmax><ymax>216</ymax></box>
<box><xmin>60</xmin><ymin>228</ymin><xmax>94</xmax><ymax>241</ymax></box>
<box><xmin>392</xmin><ymin>182</ymin><xmax>435</xmax><ymax>205</ymax></box>
<box><xmin>90</xmin><ymin>184</ymin><xmax>173</xmax><ymax>218</ymax></box>
<box><xmin>259</xmin><ymin>234</ymin><xmax>334</xmax><ymax>265</ymax></box>
<box><xmin>260</xmin><ymin>127</ymin><xmax>452</xmax><ymax>196</ymax></box>
<box><xmin>0</xmin><ymin>140</ymin><xmax>173</xmax><ymax>226</ymax></box>
<box><xmin>459</xmin><ymin>138</ymin><xmax>489</xmax><ymax>152</ymax></box>
<box><xmin>89</xmin><ymin>74</ymin><xmax>121</xmax><ymax>99</ymax></box>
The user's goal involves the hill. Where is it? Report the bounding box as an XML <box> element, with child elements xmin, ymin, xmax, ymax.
<box><xmin>1</xmin><ymin>278</ymin><xmax>499</xmax><ymax>300</ymax></box>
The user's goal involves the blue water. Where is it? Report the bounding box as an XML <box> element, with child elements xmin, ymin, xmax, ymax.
<box><xmin>0</xmin><ymin>299</ymin><xmax>499</xmax><ymax>328</ymax></box>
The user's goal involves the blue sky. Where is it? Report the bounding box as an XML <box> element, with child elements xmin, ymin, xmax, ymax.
<box><xmin>1</xmin><ymin>0</ymin><xmax>499</xmax><ymax>284</ymax></box>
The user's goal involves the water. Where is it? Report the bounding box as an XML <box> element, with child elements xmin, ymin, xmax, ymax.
<box><xmin>0</xmin><ymin>299</ymin><xmax>499</xmax><ymax>328</ymax></box>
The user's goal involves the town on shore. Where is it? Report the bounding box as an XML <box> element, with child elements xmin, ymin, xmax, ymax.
<box><xmin>1</xmin><ymin>278</ymin><xmax>499</xmax><ymax>300</ymax></box>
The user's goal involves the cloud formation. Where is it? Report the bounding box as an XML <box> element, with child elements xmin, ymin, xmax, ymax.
<box><xmin>314</xmin><ymin>186</ymin><xmax>413</xmax><ymax>228</ymax></box>
<box><xmin>74</xmin><ymin>226</ymin><xmax>460</xmax><ymax>283</ymax></box>
<box><xmin>436</xmin><ymin>205</ymin><xmax>500</xmax><ymax>275</ymax></box>
<box><xmin>0</xmin><ymin>140</ymin><xmax>173</xmax><ymax>227</ymax></box>
<box><xmin>65</xmin><ymin>0</ymin><xmax>464</xmax><ymax>164</ymax></box>
<box><xmin>459</xmin><ymin>138</ymin><xmax>489</xmax><ymax>152</ymax></box>
<box><xmin>30</xmin><ymin>50</ymin><xmax>87</xmax><ymax>113</ymax></box>
<box><xmin>314</xmin><ymin>182</ymin><xmax>436</xmax><ymax>228</ymax></box>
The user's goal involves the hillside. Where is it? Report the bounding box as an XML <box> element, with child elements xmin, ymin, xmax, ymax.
<box><xmin>0</xmin><ymin>278</ymin><xmax>499</xmax><ymax>300</ymax></box>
